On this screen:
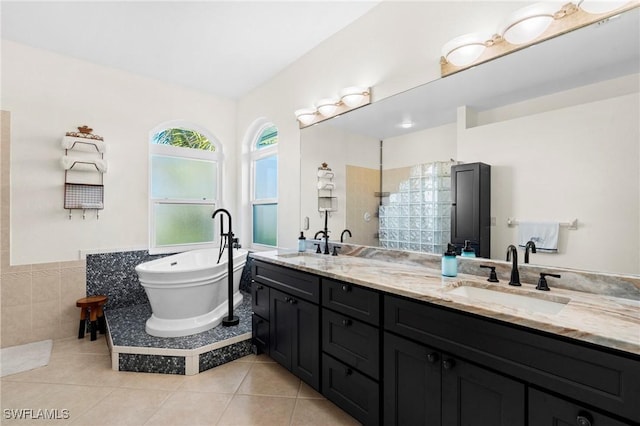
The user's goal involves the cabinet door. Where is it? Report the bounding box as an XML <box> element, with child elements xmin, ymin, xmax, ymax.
<box><xmin>528</xmin><ymin>388</ymin><xmax>629</xmax><ymax>426</ymax></box>
<box><xmin>383</xmin><ymin>332</ymin><xmax>441</xmax><ymax>426</ymax></box>
<box><xmin>269</xmin><ymin>288</ymin><xmax>293</xmax><ymax>369</ymax></box>
<box><xmin>451</xmin><ymin>162</ymin><xmax>490</xmax><ymax>257</ymax></box>
<box><xmin>290</xmin><ymin>295</ymin><xmax>320</xmax><ymax>390</ymax></box>
<box><xmin>252</xmin><ymin>280</ymin><xmax>269</xmax><ymax>319</ymax></box>
<box><xmin>441</xmin><ymin>356</ymin><xmax>525</xmax><ymax>426</ymax></box>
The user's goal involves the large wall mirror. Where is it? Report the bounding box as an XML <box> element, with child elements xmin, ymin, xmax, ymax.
<box><xmin>300</xmin><ymin>7</ymin><xmax>639</xmax><ymax>276</ymax></box>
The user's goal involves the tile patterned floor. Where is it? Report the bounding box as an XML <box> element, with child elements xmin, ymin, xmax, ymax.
<box><xmin>0</xmin><ymin>336</ymin><xmax>361</xmax><ymax>425</ymax></box>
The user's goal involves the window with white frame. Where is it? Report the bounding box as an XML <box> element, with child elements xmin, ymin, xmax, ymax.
<box><xmin>149</xmin><ymin>126</ymin><xmax>221</xmax><ymax>253</ymax></box>
<box><xmin>251</xmin><ymin>125</ymin><xmax>278</xmax><ymax>247</ymax></box>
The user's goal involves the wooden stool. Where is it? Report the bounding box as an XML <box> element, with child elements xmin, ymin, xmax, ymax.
<box><xmin>76</xmin><ymin>295</ymin><xmax>108</xmax><ymax>341</ymax></box>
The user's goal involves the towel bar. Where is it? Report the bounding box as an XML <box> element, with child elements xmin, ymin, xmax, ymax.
<box><xmin>507</xmin><ymin>218</ymin><xmax>578</xmax><ymax>230</ymax></box>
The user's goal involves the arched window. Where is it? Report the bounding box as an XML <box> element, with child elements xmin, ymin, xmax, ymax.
<box><xmin>149</xmin><ymin>124</ymin><xmax>222</xmax><ymax>253</ymax></box>
<box><xmin>251</xmin><ymin>125</ymin><xmax>278</xmax><ymax>247</ymax></box>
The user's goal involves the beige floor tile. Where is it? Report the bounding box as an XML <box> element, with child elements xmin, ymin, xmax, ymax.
<box><xmin>112</xmin><ymin>370</ymin><xmax>187</xmax><ymax>392</ymax></box>
<box><xmin>0</xmin><ymin>382</ymin><xmax>114</xmax><ymax>425</ymax></box>
<box><xmin>236</xmin><ymin>362</ymin><xmax>300</xmax><ymax>397</ymax></box>
<box><xmin>252</xmin><ymin>353</ymin><xmax>276</xmax><ymax>363</ymax></box>
<box><xmin>143</xmin><ymin>391</ymin><xmax>231</xmax><ymax>426</ymax></box>
<box><xmin>179</xmin><ymin>360</ymin><xmax>251</xmax><ymax>394</ymax></box>
<box><xmin>217</xmin><ymin>394</ymin><xmax>296</xmax><ymax>426</ymax></box>
<box><xmin>52</xmin><ymin>335</ymin><xmax>110</xmax><ymax>355</ymax></box>
<box><xmin>290</xmin><ymin>398</ymin><xmax>362</xmax><ymax>426</ymax></box>
<box><xmin>69</xmin><ymin>387</ymin><xmax>170</xmax><ymax>426</ymax></box>
<box><xmin>297</xmin><ymin>380</ymin><xmax>324</xmax><ymax>399</ymax></box>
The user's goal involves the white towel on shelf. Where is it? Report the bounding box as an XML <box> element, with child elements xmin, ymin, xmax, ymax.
<box><xmin>61</xmin><ymin>136</ymin><xmax>106</xmax><ymax>153</ymax></box>
<box><xmin>61</xmin><ymin>156</ymin><xmax>108</xmax><ymax>173</ymax></box>
<box><xmin>517</xmin><ymin>221</ymin><xmax>559</xmax><ymax>253</ymax></box>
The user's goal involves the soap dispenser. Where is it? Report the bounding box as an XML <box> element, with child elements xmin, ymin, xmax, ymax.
<box><xmin>461</xmin><ymin>240</ymin><xmax>476</xmax><ymax>258</ymax></box>
<box><xmin>298</xmin><ymin>232</ymin><xmax>306</xmax><ymax>252</ymax></box>
<box><xmin>442</xmin><ymin>243</ymin><xmax>458</xmax><ymax>277</ymax></box>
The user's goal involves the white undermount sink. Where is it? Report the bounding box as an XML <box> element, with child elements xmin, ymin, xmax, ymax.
<box><xmin>447</xmin><ymin>283</ymin><xmax>570</xmax><ymax>315</ymax></box>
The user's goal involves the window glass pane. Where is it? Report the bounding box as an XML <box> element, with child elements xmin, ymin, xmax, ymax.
<box><xmin>253</xmin><ymin>203</ymin><xmax>277</xmax><ymax>246</ymax></box>
<box><xmin>155</xmin><ymin>204</ymin><xmax>215</xmax><ymax>246</ymax></box>
<box><xmin>152</xmin><ymin>155</ymin><xmax>217</xmax><ymax>200</ymax></box>
<box><xmin>254</xmin><ymin>155</ymin><xmax>277</xmax><ymax>200</ymax></box>
<box><xmin>152</xmin><ymin>128</ymin><xmax>215</xmax><ymax>151</ymax></box>
<box><xmin>256</xmin><ymin>126</ymin><xmax>278</xmax><ymax>150</ymax></box>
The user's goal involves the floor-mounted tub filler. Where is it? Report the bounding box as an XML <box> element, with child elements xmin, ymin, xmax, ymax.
<box><xmin>136</xmin><ymin>248</ymin><xmax>248</xmax><ymax>337</ymax></box>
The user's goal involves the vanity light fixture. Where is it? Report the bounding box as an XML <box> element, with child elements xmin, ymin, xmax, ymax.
<box><xmin>295</xmin><ymin>87</ymin><xmax>371</xmax><ymax>128</ymax></box>
<box><xmin>316</xmin><ymin>98</ymin><xmax>340</xmax><ymax>117</ymax></box>
<box><xmin>295</xmin><ymin>108</ymin><xmax>318</xmax><ymax>126</ymax></box>
<box><xmin>441</xmin><ymin>32</ymin><xmax>493</xmax><ymax>67</ymax></box>
<box><xmin>499</xmin><ymin>2</ymin><xmax>563</xmax><ymax>45</ymax></box>
<box><xmin>578</xmin><ymin>0</ymin><xmax>631</xmax><ymax>14</ymax></box>
<box><xmin>440</xmin><ymin>0</ymin><xmax>638</xmax><ymax>77</ymax></box>
<box><xmin>339</xmin><ymin>86</ymin><xmax>369</xmax><ymax>108</ymax></box>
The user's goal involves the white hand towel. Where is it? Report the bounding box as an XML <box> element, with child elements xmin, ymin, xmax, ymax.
<box><xmin>61</xmin><ymin>156</ymin><xmax>108</xmax><ymax>173</ymax></box>
<box><xmin>61</xmin><ymin>136</ymin><xmax>106</xmax><ymax>153</ymax></box>
<box><xmin>518</xmin><ymin>221</ymin><xmax>559</xmax><ymax>253</ymax></box>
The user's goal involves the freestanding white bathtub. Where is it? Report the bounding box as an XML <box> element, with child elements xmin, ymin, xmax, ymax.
<box><xmin>135</xmin><ymin>248</ymin><xmax>248</xmax><ymax>337</ymax></box>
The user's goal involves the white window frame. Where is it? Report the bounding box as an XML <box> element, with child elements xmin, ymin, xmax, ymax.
<box><xmin>250</xmin><ymin>124</ymin><xmax>278</xmax><ymax>249</ymax></box>
<box><xmin>149</xmin><ymin>123</ymin><xmax>223</xmax><ymax>255</ymax></box>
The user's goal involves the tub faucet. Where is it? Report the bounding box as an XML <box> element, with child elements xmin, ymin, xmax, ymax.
<box><xmin>506</xmin><ymin>244</ymin><xmax>521</xmax><ymax>286</ymax></box>
<box><xmin>524</xmin><ymin>240</ymin><xmax>537</xmax><ymax>264</ymax></box>
<box><xmin>340</xmin><ymin>229</ymin><xmax>352</xmax><ymax>243</ymax></box>
<box><xmin>212</xmin><ymin>208</ymin><xmax>239</xmax><ymax>327</ymax></box>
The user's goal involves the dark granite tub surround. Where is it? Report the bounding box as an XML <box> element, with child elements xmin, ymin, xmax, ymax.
<box><xmin>86</xmin><ymin>250</ymin><xmax>166</xmax><ymax>309</ymax></box>
<box><xmin>105</xmin><ymin>291</ymin><xmax>253</xmax><ymax>375</ymax></box>
<box><xmin>252</xmin><ymin>247</ymin><xmax>640</xmax><ymax>355</ymax></box>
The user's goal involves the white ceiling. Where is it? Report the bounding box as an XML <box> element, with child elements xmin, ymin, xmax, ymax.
<box><xmin>1</xmin><ymin>1</ymin><xmax>380</xmax><ymax>99</ymax></box>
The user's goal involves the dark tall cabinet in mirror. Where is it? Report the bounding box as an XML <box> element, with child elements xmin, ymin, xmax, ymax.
<box><xmin>451</xmin><ymin>162</ymin><xmax>491</xmax><ymax>257</ymax></box>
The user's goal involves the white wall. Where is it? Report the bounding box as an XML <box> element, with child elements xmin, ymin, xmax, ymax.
<box><xmin>2</xmin><ymin>40</ymin><xmax>237</xmax><ymax>264</ymax></box>
<box><xmin>383</xmin><ymin>123</ymin><xmax>457</xmax><ymax>169</ymax></box>
<box><xmin>237</xmin><ymin>1</ymin><xmax>523</xmax><ymax>250</ymax></box>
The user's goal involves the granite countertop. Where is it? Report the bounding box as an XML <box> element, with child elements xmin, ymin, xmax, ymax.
<box><xmin>251</xmin><ymin>249</ymin><xmax>640</xmax><ymax>356</ymax></box>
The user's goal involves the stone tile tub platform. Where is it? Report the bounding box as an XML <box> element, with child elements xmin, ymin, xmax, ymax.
<box><xmin>104</xmin><ymin>291</ymin><xmax>253</xmax><ymax>375</ymax></box>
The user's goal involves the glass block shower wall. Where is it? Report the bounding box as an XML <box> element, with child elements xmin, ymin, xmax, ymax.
<box><xmin>379</xmin><ymin>161</ymin><xmax>457</xmax><ymax>253</ymax></box>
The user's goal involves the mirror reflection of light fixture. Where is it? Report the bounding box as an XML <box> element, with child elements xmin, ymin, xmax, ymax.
<box><xmin>440</xmin><ymin>0</ymin><xmax>638</xmax><ymax>77</ymax></box>
<box><xmin>295</xmin><ymin>108</ymin><xmax>317</xmax><ymax>125</ymax></box>
<box><xmin>316</xmin><ymin>98</ymin><xmax>339</xmax><ymax>116</ymax></box>
<box><xmin>441</xmin><ymin>32</ymin><xmax>493</xmax><ymax>66</ymax></box>
<box><xmin>499</xmin><ymin>2</ymin><xmax>563</xmax><ymax>45</ymax></box>
<box><xmin>295</xmin><ymin>87</ymin><xmax>371</xmax><ymax>128</ymax></box>
<box><xmin>578</xmin><ymin>0</ymin><xmax>630</xmax><ymax>14</ymax></box>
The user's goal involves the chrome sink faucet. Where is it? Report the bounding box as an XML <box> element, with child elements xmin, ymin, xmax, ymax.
<box><xmin>506</xmin><ymin>244</ymin><xmax>521</xmax><ymax>286</ymax></box>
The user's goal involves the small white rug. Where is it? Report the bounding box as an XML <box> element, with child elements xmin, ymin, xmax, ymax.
<box><xmin>0</xmin><ymin>339</ymin><xmax>53</xmax><ymax>377</ymax></box>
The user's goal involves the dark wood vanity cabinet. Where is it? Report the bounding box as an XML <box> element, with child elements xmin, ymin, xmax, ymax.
<box><xmin>251</xmin><ymin>261</ymin><xmax>321</xmax><ymax>391</ymax></box>
<box><xmin>384</xmin><ymin>294</ymin><xmax>640</xmax><ymax>425</ymax></box>
<box><xmin>321</xmin><ymin>278</ymin><xmax>382</xmax><ymax>426</ymax></box>
<box><xmin>252</xmin><ymin>260</ymin><xmax>640</xmax><ymax>425</ymax></box>
<box><xmin>451</xmin><ymin>162</ymin><xmax>491</xmax><ymax>257</ymax></box>
<box><xmin>384</xmin><ymin>330</ymin><xmax>525</xmax><ymax>426</ymax></box>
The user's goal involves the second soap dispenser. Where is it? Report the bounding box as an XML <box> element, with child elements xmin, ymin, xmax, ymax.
<box><xmin>461</xmin><ymin>240</ymin><xmax>476</xmax><ymax>258</ymax></box>
<box><xmin>442</xmin><ymin>243</ymin><xmax>458</xmax><ymax>277</ymax></box>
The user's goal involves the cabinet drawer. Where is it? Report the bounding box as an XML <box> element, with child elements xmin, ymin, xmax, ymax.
<box><xmin>322</xmin><ymin>354</ymin><xmax>380</xmax><ymax>426</ymax></box>
<box><xmin>384</xmin><ymin>294</ymin><xmax>640</xmax><ymax>422</ymax></box>
<box><xmin>322</xmin><ymin>308</ymin><xmax>379</xmax><ymax>380</ymax></box>
<box><xmin>252</xmin><ymin>260</ymin><xmax>320</xmax><ymax>303</ymax></box>
<box><xmin>251</xmin><ymin>314</ymin><xmax>269</xmax><ymax>354</ymax></box>
<box><xmin>251</xmin><ymin>280</ymin><xmax>269</xmax><ymax>319</ymax></box>
<box><xmin>529</xmin><ymin>388</ymin><xmax>629</xmax><ymax>426</ymax></box>
<box><xmin>322</xmin><ymin>278</ymin><xmax>380</xmax><ymax>325</ymax></box>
